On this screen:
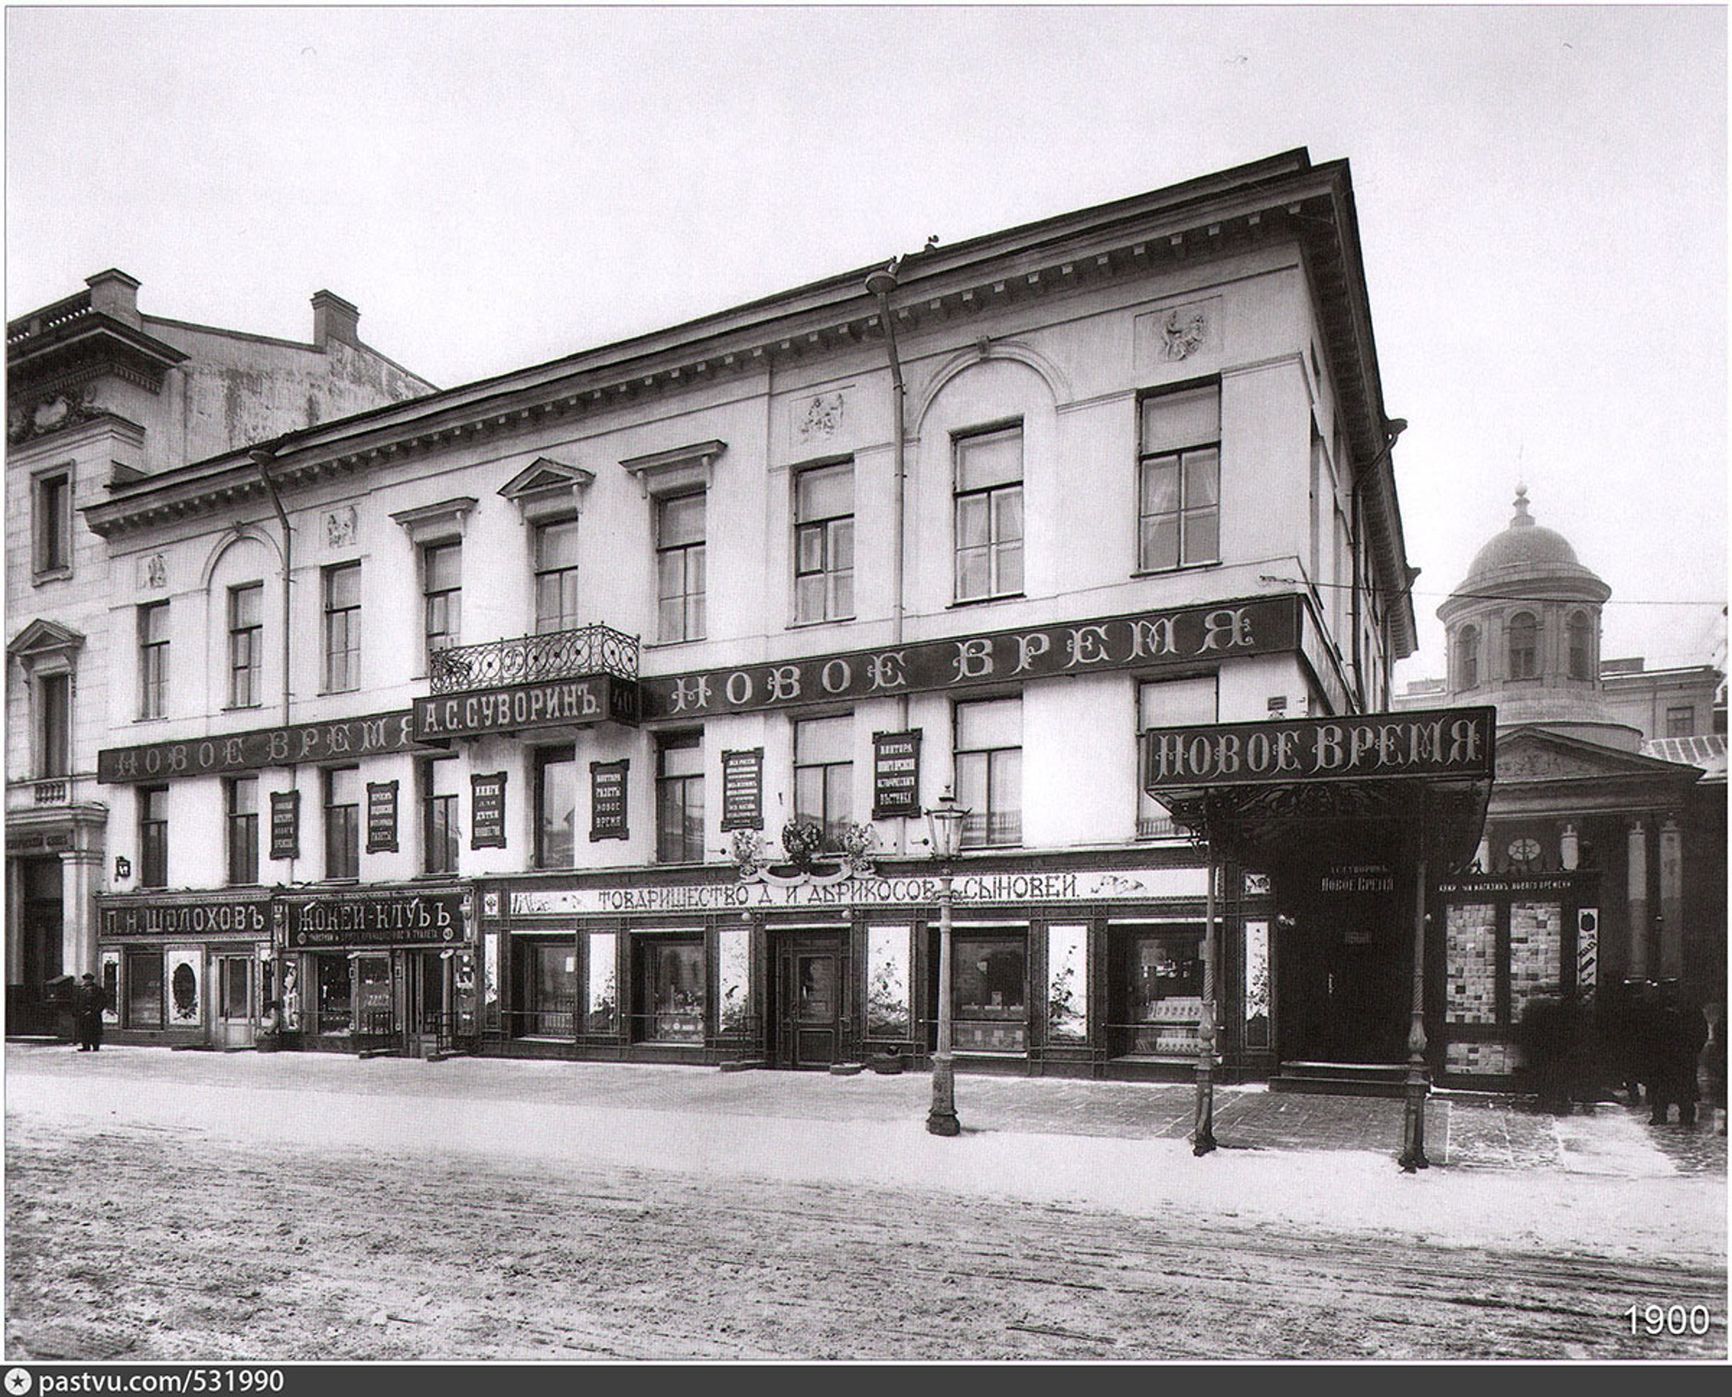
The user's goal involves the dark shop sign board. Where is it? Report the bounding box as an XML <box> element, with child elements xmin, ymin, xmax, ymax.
<box><xmin>98</xmin><ymin>710</ymin><xmax>427</xmax><ymax>784</ymax></box>
<box><xmin>720</xmin><ymin>748</ymin><xmax>764</xmax><ymax>831</ymax></box>
<box><xmin>1144</xmin><ymin>706</ymin><xmax>1497</xmax><ymax>791</ymax></box>
<box><xmin>872</xmin><ymin>730</ymin><xmax>922</xmax><ymax>818</ymax></box>
<box><xmin>641</xmin><ymin>595</ymin><xmax>1300</xmax><ymax>719</ymax></box>
<box><xmin>589</xmin><ymin>760</ymin><xmax>629</xmax><ymax>842</ymax></box>
<box><xmin>412</xmin><ymin>674</ymin><xmax>639</xmax><ymax>742</ymax></box>
<box><xmin>471</xmin><ymin>772</ymin><xmax>508</xmax><ymax>849</ymax></box>
<box><xmin>277</xmin><ymin>888</ymin><xmax>470</xmax><ymax>948</ymax></box>
<box><xmin>99</xmin><ymin>892</ymin><xmax>272</xmax><ymax>940</ymax></box>
<box><xmin>366</xmin><ymin>781</ymin><xmax>399</xmax><ymax>853</ymax></box>
<box><xmin>270</xmin><ymin>790</ymin><xmax>301</xmax><ymax>860</ymax></box>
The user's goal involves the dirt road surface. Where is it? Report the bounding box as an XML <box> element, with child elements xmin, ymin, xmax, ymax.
<box><xmin>6</xmin><ymin>1046</ymin><xmax>1726</xmax><ymax>1362</ymax></box>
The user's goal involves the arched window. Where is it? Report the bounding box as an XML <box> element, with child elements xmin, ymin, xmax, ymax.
<box><xmin>1455</xmin><ymin>625</ymin><xmax>1480</xmax><ymax>690</ymax></box>
<box><xmin>1567</xmin><ymin>610</ymin><xmax>1593</xmax><ymax>681</ymax></box>
<box><xmin>1508</xmin><ymin>611</ymin><xmax>1539</xmax><ymax>680</ymax></box>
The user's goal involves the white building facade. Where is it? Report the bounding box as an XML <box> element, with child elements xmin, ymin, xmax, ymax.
<box><xmin>84</xmin><ymin>151</ymin><xmax>1434</xmax><ymax>1079</ymax></box>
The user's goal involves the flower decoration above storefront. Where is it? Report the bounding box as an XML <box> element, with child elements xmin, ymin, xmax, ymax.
<box><xmin>731</xmin><ymin>820</ymin><xmax>878</xmax><ymax>888</ymax></box>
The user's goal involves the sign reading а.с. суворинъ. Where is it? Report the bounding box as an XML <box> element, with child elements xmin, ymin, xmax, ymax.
<box><xmin>640</xmin><ymin>595</ymin><xmax>1299</xmax><ymax>719</ymax></box>
<box><xmin>1143</xmin><ymin>706</ymin><xmax>1497</xmax><ymax>791</ymax></box>
<box><xmin>412</xmin><ymin>675</ymin><xmax>638</xmax><ymax>742</ymax></box>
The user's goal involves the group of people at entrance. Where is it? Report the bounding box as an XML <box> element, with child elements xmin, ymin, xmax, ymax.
<box><xmin>1519</xmin><ymin>980</ymin><xmax>1725</xmax><ymax>1130</ymax></box>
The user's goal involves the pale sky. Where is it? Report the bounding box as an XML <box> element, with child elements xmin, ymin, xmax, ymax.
<box><xmin>6</xmin><ymin>5</ymin><xmax>1726</xmax><ymax>682</ymax></box>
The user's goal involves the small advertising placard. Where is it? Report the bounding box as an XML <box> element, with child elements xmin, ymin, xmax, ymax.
<box><xmin>366</xmin><ymin>780</ymin><xmax>399</xmax><ymax>853</ymax></box>
<box><xmin>471</xmin><ymin>771</ymin><xmax>508</xmax><ymax>849</ymax></box>
<box><xmin>872</xmin><ymin>729</ymin><xmax>922</xmax><ymax>818</ymax></box>
<box><xmin>269</xmin><ymin>790</ymin><xmax>300</xmax><ymax>860</ymax></box>
<box><xmin>589</xmin><ymin>759</ymin><xmax>629</xmax><ymax>842</ymax></box>
<box><xmin>720</xmin><ymin>748</ymin><xmax>764</xmax><ymax>831</ymax></box>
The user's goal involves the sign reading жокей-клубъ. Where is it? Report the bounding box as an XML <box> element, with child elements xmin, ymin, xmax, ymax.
<box><xmin>1143</xmin><ymin>706</ymin><xmax>1496</xmax><ymax>790</ymax></box>
<box><xmin>278</xmin><ymin>888</ymin><xmax>470</xmax><ymax>948</ymax></box>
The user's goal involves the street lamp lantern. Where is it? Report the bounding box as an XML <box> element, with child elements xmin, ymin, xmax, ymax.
<box><xmin>924</xmin><ymin>785</ymin><xmax>968</xmax><ymax>1137</ymax></box>
<box><xmin>926</xmin><ymin>786</ymin><xmax>967</xmax><ymax>860</ymax></box>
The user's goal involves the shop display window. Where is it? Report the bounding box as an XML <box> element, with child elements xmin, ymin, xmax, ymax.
<box><xmin>638</xmin><ymin>938</ymin><xmax>705</xmax><ymax>1043</ymax></box>
<box><xmin>355</xmin><ymin>955</ymin><xmax>392</xmax><ymax>1036</ymax></box>
<box><xmin>1116</xmin><ymin>924</ymin><xmax>1204</xmax><ymax>1056</ymax></box>
<box><xmin>316</xmin><ymin>955</ymin><xmax>353</xmax><ymax>1034</ymax></box>
<box><xmin>952</xmin><ymin>933</ymin><xmax>1027</xmax><ymax>1052</ymax></box>
<box><xmin>586</xmin><ymin>932</ymin><xmax>618</xmax><ymax>1034</ymax></box>
<box><xmin>126</xmin><ymin>950</ymin><xmax>164</xmax><ymax>1028</ymax></box>
<box><xmin>524</xmin><ymin>941</ymin><xmax>579</xmax><ymax>1036</ymax></box>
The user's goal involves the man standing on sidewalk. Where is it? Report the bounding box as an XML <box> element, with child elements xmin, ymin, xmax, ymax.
<box><xmin>73</xmin><ymin>973</ymin><xmax>104</xmax><ymax>1053</ymax></box>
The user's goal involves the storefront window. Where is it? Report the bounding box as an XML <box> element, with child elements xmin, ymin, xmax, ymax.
<box><xmin>524</xmin><ymin>941</ymin><xmax>579</xmax><ymax>1036</ymax></box>
<box><xmin>1117</xmin><ymin>925</ymin><xmax>1204</xmax><ymax>1056</ymax></box>
<box><xmin>865</xmin><ymin>925</ymin><xmax>911</xmax><ymax>1039</ymax></box>
<box><xmin>952</xmin><ymin>933</ymin><xmax>1027</xmax><ymax>1052</ymax></box>
<box><xmin>316</xmin><ymin>955</ymin><xmax>352</xmax><ymax>1034</ymax></box>
<box><xmin>586</xmin><ymin>932</ymin><xmax>617</xmax><ymax>1034</ymax></box>
<box><xmin>1243</xmin><ymin>919</ymin><xmax>1270</xmax><ymax>1050</ymax></box>
<box><xmin>717</xmin><ymin>928</ymin><xmax>752</xmax><ymax>1035</ymax></box>
<box><xmin>355</xmin><ymin>955</ymin><xmax>392</xmax><ymax>1036</ymax></box>
<box><xmin>126</xmin><ymin>950</ymin><xmax>163</xmax><ymax>1028</ymax></box>
<box><xmin>1045</xmin><ymin>924</ymin><xmax>1089</xmax><ymax>1042</ymax></box>
<box><xmin>638</xmin><ymin>938</ymin><xmax>704</xmax><ymax>1043</ymax></box>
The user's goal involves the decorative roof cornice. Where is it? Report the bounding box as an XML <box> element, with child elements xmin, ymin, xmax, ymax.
<box><xmin>7</xmin><ymin>308</ymin><xmax>189</xmax><ymax>395</ymax></box>
<box><xmin>82</xmin><ymin>151</ymin><xmax>1405</xmax><ymax>560</ymax></box>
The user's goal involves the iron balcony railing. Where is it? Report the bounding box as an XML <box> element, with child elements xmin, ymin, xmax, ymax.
<box><xmin>427</xmin><ymin>623</ymin><xmax>639</xmax><ymax>695</ymax></box>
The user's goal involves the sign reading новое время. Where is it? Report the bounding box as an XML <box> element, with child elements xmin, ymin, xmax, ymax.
<box><xmin>1143</xmin><ymin>707</ymin><xmax>1496</xmax><ymax>790</ymax></box>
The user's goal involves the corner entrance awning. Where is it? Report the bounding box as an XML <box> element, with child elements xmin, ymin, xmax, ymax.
<box><xmin>1144</xmin><ymin>706</ymin><xmax>1497</xmax><ymax>871</ymax></box>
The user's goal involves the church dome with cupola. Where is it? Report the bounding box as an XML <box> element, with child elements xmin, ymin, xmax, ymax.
<box><xmin>1438</xmin><ymin>487</ymin><xmax>1640</xmax><ymax>749</ymax></box>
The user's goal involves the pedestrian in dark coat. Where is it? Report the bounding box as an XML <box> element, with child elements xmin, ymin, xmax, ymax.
<box><xmin>73</xmin><ymin>972</ymin><xmax>105</xmax><ymax>1052</ymax></box>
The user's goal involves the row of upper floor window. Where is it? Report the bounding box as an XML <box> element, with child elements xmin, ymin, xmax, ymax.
<box><xmin>1452</xmin><ymin>608</ymin><xmax>1599</xmax><ymax>689</ymax></box>
<box><xmin>118</xmin><ymin>676</ymin><xmax>1219</xmax><ymax>888</ymax></box>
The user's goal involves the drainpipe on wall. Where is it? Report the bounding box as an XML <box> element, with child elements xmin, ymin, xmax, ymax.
<box><xmin>1348</xmin><ymin>417</ymin><xmax>1407</xmax><ymax>713</ymax></box>
<box><xmin>248</xmin><ymin>444</ymin><xmax>294</xmax><ymax>728</ymax></box>
<box><xmin>866</xmin><ymin>257</ymin><xmax>911</xmax><ymax>851</ymax></box>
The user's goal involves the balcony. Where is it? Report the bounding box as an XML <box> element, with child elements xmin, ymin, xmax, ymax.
<box><xmin>427</xmin><ymin>623</ymin><xmax>640</xmax><ymax>696</ymax></box>
<box><xmin>33</xmin><ymin>779</ymin><xmax>69</xmax><ymax>806</ymax></box>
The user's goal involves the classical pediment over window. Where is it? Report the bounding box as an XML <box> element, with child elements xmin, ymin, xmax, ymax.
<box><xmin>7</xmin><ymin>617</ymin><xmax>85</xmax><ymax>674</ymax></box>
<box><xmin>497</xmin><ymin>458</ymin><xmax>595</xmax><ymax>523</ymax></box>
<box><xmin>619</xmin><ymin>439</ymin><xmax>725</xmax><ymax>499</ymax></box>
<box><xmin>389</xmin><ymin>495</ymin><xmax>479</xmax><ymax>545</ymax></box>
<box><xmin>1495</xmin><ymin>727</ymin><xmax>1704</xmax><ymax>786</ymax></box>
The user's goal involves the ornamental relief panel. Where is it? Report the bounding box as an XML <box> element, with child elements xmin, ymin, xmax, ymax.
<box><xmin>324</xmin><ymin>505</ymin><xmax>359</xmax><ymax>550</ymax></box>
<box><xmin>1133</xmin><ymin>296</ymin><xmax>1223</xmax><ymax>373</ymax></box>
<box><xmin>793</xmin><ymin>389</ymin><xmax>848</xmax><ymax>444</ymax></box>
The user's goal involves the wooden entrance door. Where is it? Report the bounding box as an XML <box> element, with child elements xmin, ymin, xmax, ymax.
<box><xmin>211</xmin><ymin>954</ymin><xmax>254</xmax><ymax>1049</ymax></box>
<box><xmin>403</xmin><ymin>951</ymin><xmax>449</xmax><ymax>1055</ymax></box>
<box><xmin>774</xmin><ymin>935</ymin><xmax>842</xmax><ymax>1069</ymax></box>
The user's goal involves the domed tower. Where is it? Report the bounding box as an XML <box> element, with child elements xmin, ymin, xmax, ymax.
<box><xmin>1439</xmin><ymin>487</ymin><xmax>1640</xmax><ymax>750</ymax></box>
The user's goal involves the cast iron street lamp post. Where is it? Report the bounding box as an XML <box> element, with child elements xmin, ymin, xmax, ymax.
<box><xmin>1193</xmin><ymin>851</ymin><xmax>1218</xmax><ymax>1155</ymax></box>
<box><xmin>926</xmin><ymin>788</ymin><xmax>967</xmax><ymax>1137</ymax></box>
<box><xmin>1400</xmin><ymin>851</ymin><xmax>1431</xmax><ymax>1171</ymax></box>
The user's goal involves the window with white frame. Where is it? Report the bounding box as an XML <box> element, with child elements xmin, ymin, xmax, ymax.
<box><xmin>423</xmin><ymin>542</ymin><xmax>462</xmax><ymax>660</ymax></box>
<box><xmin>1137</xmin><ymin>677</ymin><xmax>1217</xmax><ymax>837</ymax></box>
<box><xmin>228</xmin><ymin>583</ymin><xmax>263</xmax><ymax>708</ymax></box>
<box><xmin>421</xmin><ymin>755</ymin><xmax>461</xmax><ymax>875</ymax></box>
<box><xmin>226</xmin><ymin>776</ymin><xmax>259</xmax><ymax>885</ymax></box>
<box><xmin>35</xmin><ymin>671</ymin><xmax>71</xmax><ymax>779</ymax></box>
<box><xmin>324</xmin><ymin>767</ymin><xmax>360</xmax><ymax>880</ymax></box>
<box><xmin>794</xmin><ymin>714</ymin><xmax>853</xmax><ymax>848</ymax></box>
<box><xmin>533</xmin><ymin>519</ymin><xmax>580</xmax><ymax>634</ymax></box>
<box><xmin>1138</xmin><ymin>383</ymin><xmax>1220</xmax><ymax>571</ymax></box>
<box><xmin>655</xmin><ymin>731</ymin><xmax>705</xmax><ymax>862</ymax></box>
<box><xmin>953</xmin><ymin>426</ymin><xmax>1024</xmax><ymax>602</ymax></box>
<box><xmin>954</xmin><ymin>696</ymin><xmax>1021</xmax><ymax>848</ymax></box>
<box><xmin>323</xmin><ymin>563</ymin><xmax>361</xmax><ymax>693</ymax></box>
<box><xmin>656</xmin><ymin>494</ymin><xmax>706</xmax><ymax>642</ymax></box>
<box><xmin>138</xmin><ymin>601</ymin><xmax>169</xmax><ymax>719</ymax></box>
<box><xmin>794</xmin><ymin>462</ymin><xmax>854</xmax><ymax>623</ymax></box>
<box><xmin>33</xmin><ymin>469</ymin><xmax>72</xmax><ymax>577</ymax></box>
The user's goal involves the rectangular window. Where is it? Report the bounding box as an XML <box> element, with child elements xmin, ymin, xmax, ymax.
<box><xmin>421</xmin><ymin>756</ymin><xmax>461</xmax><ymax>875</ymax></box>
<box><xmin>638</xmin><ymin>937</ymin><xmax>705</xmax><ymax>1043</ymax></box>
<box><xmin>951</xmin><ymin>932</ymin><xmax>1028</xmax><ymax>1052</ymax></box>
<box><xmin>322</xmin><ymin>562</ymin><xmax>361</xmax><ymax>692</ymax></box>
<box><xmin>533</xmin><ymin>748</ymin><xmax>577</xmax><ymax>869</ymax></box>
<box><xmin>953</xmin><ymin>426</ymin><xmax>1024</xmax><ymax>601</ymax></box>
<box><xmin>139</xmin><ymin>785</ymin><xmax>168</xmax><ymax>888</ymax></box>
<box><xmin>36</xmin><ymin>672</ymin><xmax>70</xmax><ymax>779</ymax></box>
<box><xmin>126</xmin><ymin>950</ymin><xmax>164</xmax><ymax>1028</ymax></box>
<box><xmin>422</xmin><ymin>543</ymin><xmax>462</xmax><ymax>661</ymax></box>
<box><xmin>794</xmin><ymin>463</ymin><xmax>855</xmax><ymax>623</ymax></box>
<box><xmin>34</xmin><ymin>470</ymin><xmax>72</xmax><ymax>575</ymax></box>
<box><xmin>533</xmin><ymin>519</ymin><xmax>580</xmax><ymax>634</ymax></box>
<box><xmin>1115</xmin><ymin>924</ymin><xmax>1205</xmax><ymax>1056</ymax></box>
<box><xmin>316</xmin><ymin>954</ymin><xmax>353</xmax><ymax>1034</ymax></box>
<box><xmin>1667</xmin><ymin>706</ymin><xmax>1695</xmax><ymax>738</ymax></box>
<box><xmin>1137</xmin><ymin>677</ymin><xmax>1218</xmax><ymax>837</ymax></box>
<box><xmin>656</xmin><ymin>494</ymin><xmax>707</xmax><ymax>642</ymax></box>
<box><xmin>227</xmin><ymin>583</ymin><xmax>263</xmax><ymax>708</ymax></box>
<box><xmin>954</xmin><ymin>697</ymin><xmax>1021</xmax><ymax>848</ymax></box>
<box><xmin>794</xmin><ymin>714</ymin><xmax>853</xmax><ymax>848</ymax></box>
<box><xmin>1139</xmin><ymin>384</ymin><xmax>1221</xmax><ymax>571</ymax></box>
<box><xmin>324</xmin><ymin>767</ymin><xmax>360</xmax><ymax>880</ymax></box>
<box><xmin>656</xmin><ymin>731</ymin><xmax>705</xmax><ymax>863</ymax></box>
<box><xmin>226</xmin><ymin>776</ymin><xmax>259</xmax><ymax>885</ymax></box>
<box><xmin>520</xmin><ymin>941</ymin><xmax>580</xmax><ymax>1037</ymax></box>
<box><xmin>138</xmin><ymin>601</ymin><xmax>169</xmax><ymax>719</ymax></box>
